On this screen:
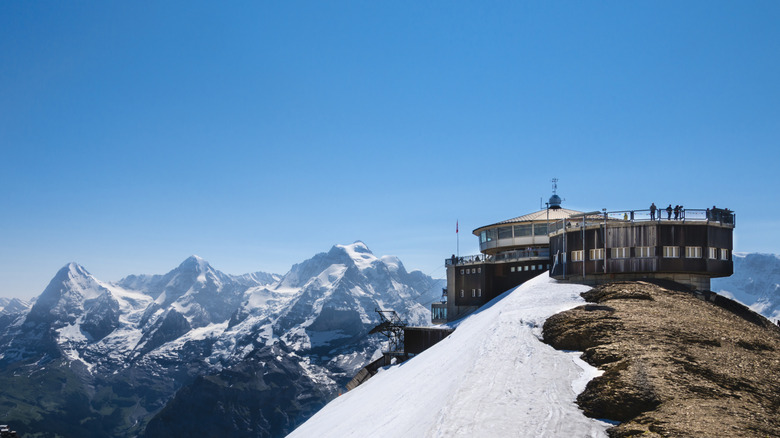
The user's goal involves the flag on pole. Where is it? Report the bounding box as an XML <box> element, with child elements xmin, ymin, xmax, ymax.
<box><xmin>456</xmin><ymin>220</ymin><xmax>458</xmax><ymax>233</ymax></box>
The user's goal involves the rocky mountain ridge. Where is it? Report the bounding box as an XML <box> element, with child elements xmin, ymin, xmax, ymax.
<box><xmin>0</xmin><ymin>242</ymin><xmax>443</xmax><ymax>438</ymax></box>
<box><xmin>544</xmin><ymin>281</ymin><xmax>780</xmax><ymax>437</ymax></box>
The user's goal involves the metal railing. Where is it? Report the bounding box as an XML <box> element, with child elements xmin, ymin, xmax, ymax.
<box><xmin>549</xmin><ymin>208</ymin><xmax>736</xmax><ymax>234</ymax></box>
<box><xmin>604</xmin><ymin>208</ymin><xmax>735</xmax><ymax>225</ymax></box>
<box><xmin>445</xmin><ymin>248</ymin><xmax>550</xmax><ymax>266</ymax></box>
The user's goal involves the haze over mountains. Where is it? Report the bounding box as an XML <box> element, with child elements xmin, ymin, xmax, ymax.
<box><xmin>0</xmin><ymin>242</ymin><xmax>443</xmax><ymax>437</ymax></box>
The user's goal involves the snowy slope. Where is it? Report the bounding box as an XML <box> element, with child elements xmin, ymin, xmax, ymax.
<box><xmin>0</xmin><ymin>297</ymin><xmax>30</xmax><ymax>315</ymax></box>
<box><xmin>289</xmin><ymin>274</ymin><xmax>611</xmax><ymax>438</ymax></box>
<box><xmin>712</xmin><ymin>253</ymin><xmax>780</xmax><ymax>322</ymax></box>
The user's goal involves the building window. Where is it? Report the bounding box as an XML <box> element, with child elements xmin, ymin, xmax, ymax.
<box><xmin>498</xmin><ymin>226</ymin><xmax>513</xmax><ymax>240</ymax></box>
<box><xmin>612</xmin><ymin>247</ymin><xmax>629</xmax><ymax>259</ymax></box>
<box><xmin>460</xmin><ymin>269</ymin><xmax>464</xmax><ymax>275</ymax></box>
<box><xmin>720</xmin><ymin>249</ymin><xmax>729</xmax><ymax>260</ymax></box>
<box><xmin>636</xmin><ymin>246</ymin><xmax>654</xmax><ymax>258</ymax></box>
<box><xmin>589</xmin><ymin>248</ymin><xmax>605</xmax><ymax>260</ymax></box>
<box><xmin>534</xmin><ymin>223</ymin><xmax>548</xmax><ymax>236</ymax></box>
<box><xmin>663</xmin><ymin>246</ymin><xmax>679</xmax><ymax>258</ymax></box>
<box><xmin>477</xmin><ymin>267</ymin><xmax>481</xmax><ymax>273</ymax></box>
<box><xmin>460</xmin><ymin>290</ymin><xmax>464</xmax><ymax>298</ymax></box>
<box><xmin>524</xmin><ymin>265</ymin><xmax>529</xmax><ymax>271</ymax></box>
<box><xmin>686</xmin><ymin>246</ymin><xmax>702</xmax><ymax>258</ymax></box>
<box><xmin>709</xmin><ymin>247</ymin><xmax>718</xmax><ymax>259</ymax></box>
<box><xmin>511</xmin><ymin>266</ymin><xmax>515</xmax><ymax>272</ymax></box>
<box><xmin>472</xmin><ymin>268</ymin><xmax>476</xmax><ymax>274</ymax></box>
<box><xmin>514</xmin><ymin>224</ymin><xmax>532</xmax><ymax>237</ymax></box>
<box><xmin>478</xmin><ymin>289</ymin><xmax>482</xmax><ymax>297</ymax></box>
<box><xmin>480</xmin><ymin>231</ymin><xmax>487</xmax><ymax>244</ymax></box>
<box><xmin>531</xmin><ymin>265</ymin><xmax>536</xmax><ymax>270</ymax></box>
<box><xmin>472</xmin><ymin>289</ymin><xmax>476</xmax><ymax>297</ymax></box>
<box><xmin>539</xmin><ymin>264</ymin><xmax>543</xmax><ymax>270</ymax></box>
<box><xmin>572</xmin><ymin>250</ymin><xmax>584</xmax><ymax>262</ymax></box>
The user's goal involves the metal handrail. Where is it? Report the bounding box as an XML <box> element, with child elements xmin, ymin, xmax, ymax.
<box><xmin>548</xmin><ymin>208</ymin><xmax>735</xmax><ymax>233</ymax></box>
<box><xmin>445</xmin><ymin>248</ymin><xmax>550</xmax><ymax>266</ymax></box>
<box><xmin>604</xmin><ymin>208</ymin><xmax>735</xmax><ymax>224</ymax></box>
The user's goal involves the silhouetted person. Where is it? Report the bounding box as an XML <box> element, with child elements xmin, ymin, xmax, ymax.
<box><xmin>674</xmin><ymin>205</ymin><xmax>680</xmax><ymax>220</ymax></box>
<box><xmin>666</xmin><ymin>204</ymin><xmax>672</xmax><ymax>220</ymax></box>
<box><xmin>650</xmin><ymin>203</ymin><xmax>657</xmax><ymax>220</ymax></box>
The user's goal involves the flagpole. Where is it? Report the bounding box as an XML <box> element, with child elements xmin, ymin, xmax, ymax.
<box><xmin>456</xmin><ymin>220</ymin><xmax>459</xmax><ymax>258</ymax></box>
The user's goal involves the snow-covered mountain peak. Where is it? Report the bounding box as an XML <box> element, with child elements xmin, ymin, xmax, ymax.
<box><xmin>27</xmin><ymin>262</ymin><xmax>110</xmax><ymax>324</ymax></box>
<box><xmin>379</xmin><ymin>255</ymin><xmax>405</xmax><ymax>274</ymax></box>
<box><xmin>52</xmin><ymin>262</ymin><xmax>92</xmax><ymax>285</ymax></box>
<box><xmin>0</xmin><ymin>247</ymin><xmax>445</xmax><ymax>436</ymax></box>
<box><xmin>177</xmin><ymin>255</ymin><xmax>211</xmax><ymax>273</ymax></box>
<box><xmin>333</xmin><ymin>241</ymin><xmax>380</xmax><ymax>271</ymax></box>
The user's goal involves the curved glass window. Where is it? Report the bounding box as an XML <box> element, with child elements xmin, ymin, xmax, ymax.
<box><xmin>498</xmin><ymin>227</ymin><xmax>512</xmax><ymax>240</ymax></box>
<box><xmin>534</xmin><ymin>223</ymin><xmax>548</xmax><ymax>236</ymax></box>
<box><xmin>480</xmin><ymin>231</ymin><xmax>487</xmax><ymax>243</ymax></box>
<box><xmin>486</xmin><ymin>228</ymin><xmax>496</xmax><ymax>242</ymax></box>
<box><xmin>514</xmin><ymin>224</ymin><xmax>532</xmax><ymax>237</ymax></box>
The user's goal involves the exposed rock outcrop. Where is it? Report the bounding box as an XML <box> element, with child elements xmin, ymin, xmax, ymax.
<box><xmin>543</xmin><ymin>281</ymin><xmax>780</xmax><ymax>438</ymax></box>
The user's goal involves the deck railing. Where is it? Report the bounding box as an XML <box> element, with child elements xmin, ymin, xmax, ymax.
<box><xmin>445</xmin><ymin>248</ymin><xmax>550</xmax><ymax>266</ymax></box>
<box><xmin>549</xmin><ymin>208</ymin><xmax>735</xmax><ymax>234</ymax></box>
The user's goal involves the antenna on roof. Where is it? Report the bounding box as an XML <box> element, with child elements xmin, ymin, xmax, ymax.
<box><xmin>548</xmin><ymin>177</ymin><xmax>562</xmax><ymax>209</ymax></box>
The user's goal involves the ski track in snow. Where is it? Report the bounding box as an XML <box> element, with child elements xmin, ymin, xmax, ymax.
<box><xmin>289</xmin><ymin>274</ymin><xmax>610</xmax><ymax>438</ymax></box>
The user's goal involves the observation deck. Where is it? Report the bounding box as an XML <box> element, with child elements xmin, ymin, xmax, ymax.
<box><xmin>548</xmin><ymin>207</ymin><xmax>735</xmax><ymax>291</ymax></box>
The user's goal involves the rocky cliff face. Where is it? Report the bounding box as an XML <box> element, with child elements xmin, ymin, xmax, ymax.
<box><xmin>543</xmin><ymin>281</ymin><xmax>780</xmax><ymax>438</ymax></box>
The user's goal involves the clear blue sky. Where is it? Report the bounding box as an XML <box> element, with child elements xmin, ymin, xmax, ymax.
<box><xmin>1</xmin><ymin>1</ymin><xmax>779</xmax><ymax>299</ymax></box>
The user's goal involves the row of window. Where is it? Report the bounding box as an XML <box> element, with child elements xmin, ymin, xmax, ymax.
<box><xmin>461</xmin><ymin>264</ymin><xmax>552</xmax><ymax>275</ymax></box>
<box><xmin>461</xmin><ymin>267</ymin><xmax>482</xmax><ymax>275</ymax></box>
<box><xmin>570</xmin><ymin>247</ymin><xmax>729</xmax><ymax>261</ymax></box>
<box><xmin>460</xmin><ymin>288</ymin><xmax>482</xmax><ymax>298</ymax></box>
<box><xmin>480</xmin><ymin>223</ymin><xmax>549</xmax><ymax>243</ymax></box>
<box><xmin>510</xmin><ymin>264</ymin><xmax>550</xmax><ymax>272</ymax></box>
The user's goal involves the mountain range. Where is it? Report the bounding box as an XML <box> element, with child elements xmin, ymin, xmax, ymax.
<box><xmin>712</xmin><ymin>252</ymin><xmax>780</xmax><ymax>322</ymax></box>
<box><xmin>0</xmin><ymin>242</ymin><xmax>443</xmax><ymax>437</ymax></box>
<box><xmin>1</xmin><ymin>250</ymin><xmax>778</xmax><ymax>437</ymax></box>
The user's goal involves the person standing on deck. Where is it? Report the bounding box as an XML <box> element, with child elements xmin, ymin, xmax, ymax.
<box><xmin>650</xmin><ymin>203</ymin><xmax>657</xmax><ymax>220</ymax></box>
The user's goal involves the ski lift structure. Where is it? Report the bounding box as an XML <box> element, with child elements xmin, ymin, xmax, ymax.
<box><xmin>347</xmin><ymin>308</ymin><xmax>454</xmax><ymax>391</ymax></box>
<box><xmin>368</xmin><ymin>309</ymin><xmax>407</xmax><ymax>356</ymax></box>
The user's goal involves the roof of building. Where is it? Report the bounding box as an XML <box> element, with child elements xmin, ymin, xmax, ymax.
<box><xmin>472</xmin><ymin>207</ymin><xmax>584</xmax><ymax>234</ymax></box>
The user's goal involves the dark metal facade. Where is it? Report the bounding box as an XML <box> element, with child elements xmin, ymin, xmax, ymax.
<box><xmin>451</xmin><ymin>260</ymin><xmax>550</xmax><ymax>306</ymax></box>
<box><xmin>549</xmin><ymin>221</ymin><xmax>734</xmax><ymax>280</ymax></box>
<box><xmin>403</xmin><ymin>327</ymin><xmax>455</xmax><ymax>356</ymax></box>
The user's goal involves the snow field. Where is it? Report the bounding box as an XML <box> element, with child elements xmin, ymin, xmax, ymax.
<box><xmin>288</xmin><ymin>274</ymin><xmax>610</xmax><ymax>438</ymax></box>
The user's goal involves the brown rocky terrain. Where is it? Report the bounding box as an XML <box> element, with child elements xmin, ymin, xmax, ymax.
<box><xmin>543</xmin><ymin>280</ymin><xmax>780</xmax><ymax>438</ymax></box>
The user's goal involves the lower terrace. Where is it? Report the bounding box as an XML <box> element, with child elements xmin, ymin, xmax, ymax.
<box><xmin>446</xmin><ymin>247</ymin><xmax>550</xmax><ymax>267</ymax></box>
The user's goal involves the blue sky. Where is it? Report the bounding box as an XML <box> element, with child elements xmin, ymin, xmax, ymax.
<box><xmin>1</xmin><ymin>1</ymin><xmax>779</xmax><ymax>298</ymax></box>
